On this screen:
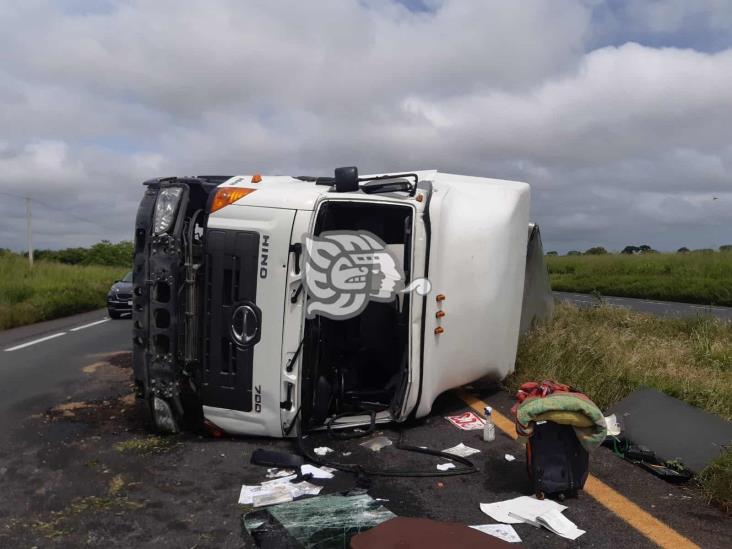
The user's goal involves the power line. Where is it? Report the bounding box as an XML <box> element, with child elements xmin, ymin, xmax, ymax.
<box><xmin>0</xmin><ymin>190</ymin><xmax>103</xmax><ymax>226</ymax></box>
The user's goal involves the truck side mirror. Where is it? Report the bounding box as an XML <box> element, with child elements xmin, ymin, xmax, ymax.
<box><xmin>334</xmin><ymin>166</ymin><xmax>359</xmax><ymax>192</ymax></box>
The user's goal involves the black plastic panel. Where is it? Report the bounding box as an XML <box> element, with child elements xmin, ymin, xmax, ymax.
<box><xmin>202</xmin><ymin>229</ymin><xmax>260</xmax><ymax>412</ymax></box>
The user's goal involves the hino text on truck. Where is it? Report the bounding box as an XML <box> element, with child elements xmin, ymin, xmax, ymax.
<box><xmin>132</xmin><ymin>167</ymin><xmax>552</xmax><ymax>437</ymax></box>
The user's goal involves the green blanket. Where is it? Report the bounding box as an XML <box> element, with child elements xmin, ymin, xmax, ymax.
<box><xmin>516</xmin><ymin>393</ymin><xmax>607</xmax><ymax>451</ymax></box>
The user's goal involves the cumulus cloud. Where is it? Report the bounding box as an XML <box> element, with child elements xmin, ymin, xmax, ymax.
<box><xmin>0</xmin><ymin>0</ymin><xmax>730</xmax><ymax>253</ymax></box>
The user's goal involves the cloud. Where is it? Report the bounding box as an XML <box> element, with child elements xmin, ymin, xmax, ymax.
<box><xmin>0</xmin><ymin>0</ymin><xmax>730</xmax><ymax>253</ymax></box>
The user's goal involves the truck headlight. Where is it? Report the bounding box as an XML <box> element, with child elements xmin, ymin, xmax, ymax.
<box><xmin>153</xmin><ymin>187</ymin><xmax>183</xmax><ymax>235</ymax></box>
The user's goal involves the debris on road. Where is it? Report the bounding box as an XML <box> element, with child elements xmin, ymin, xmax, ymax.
<box><xmin>479</xmin><ymin>495</ymin><xmax>585</xmax><ymax>540</ymax></box>
<box><xmin>534</xmin><ymin>508</ymin><xmax>585</xmax><ymax>540</ymax></box>
<box><xmin>351</xmin><ymin>517</ymin><xmax>516</xmax><ymax>548</ymax></box>
<box><xmin>239</xmin><ymin>474</ymin><xmax>324</xmax><ymax>507</ymax></box>
<box><xmin>243</xmin><ymin>492</ymin><xmax>395</xmax><ymax>546</ymax></box>
<box><xmin>265</xmin><ymin>467</ymin><xmax>295</xmax><ymax>479</ymax></box>
<box><xmin>469</xmin><ymin>524</ymin><xmax>522</xmax><ymax>543</ymax></box>
<box><xmin>504</xmin><ymin>454</ymin><xmax>516</xmax><ymax>462</ymax></box>
<box><xmin>609</xmin><ymin>388</ymin><xmax>732</xmax><ymax>473</ymax></box>
<box><xmin>300</xmin><ymin>464</ymin><xmax>335</xmax><ymax>479</ymax></box>
<box><xmin>445</xmin><ymin>411</ymin><xmax>486</xmax><ymax>430</ymax></box>
<box><xmin>605</xmin><ymin>414</ymin><xmax>621</xmax><ymax>436</ymax></box>
<box><xmin>484</xmin><ymin>406</ymin><xmax>496</xmax><ymax>441</ymax></box>
<box><xmin>436</xmin><ymin>462</ymin><xmax>456</xmax><ymax>471</ymax></box>
<box><xmin>314</xmin><ymin>446</ymin><xmax>334</xmax><ymax>456</ymax></box>
<box><xmin>442</xmin><ymin>442</ymin><xmax>481</xmax><ymax>457</ymax></box>
<box><xmin>359</xmin><ymin>435</ymin><xmax>392</xmax><ymax>452</ymax></box>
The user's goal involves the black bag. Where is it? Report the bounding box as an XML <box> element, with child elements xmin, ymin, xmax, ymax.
<box><xmin>526</xmin><ymin>421</ymin><xmax>589</xmax><ymax>500</ymax></box>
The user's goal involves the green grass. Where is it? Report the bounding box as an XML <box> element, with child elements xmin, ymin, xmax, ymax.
<box><xmin>548</xmin><ymin>252</ymin><xmax>732</xmax><ymax>306</ymax></box>
<box><xmin>508</xmin><ymin>303</ymin><xmax>732</xmax><ymax>510</ymax></box>
<box><xmin>0</xmin><ymin>254</ymin><xmax>124</xmax><ymax>330</ymax></box>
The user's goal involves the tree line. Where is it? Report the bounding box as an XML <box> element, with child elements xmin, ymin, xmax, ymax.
<box><xmin>546</xmin><ymin>244</ymin><xmax>732</xmax><ymax>256</ymax></box>
<box><xmin>0</xmin><ymin>240</ymin><xmax>133</xmax><ymax>267</ymax></box>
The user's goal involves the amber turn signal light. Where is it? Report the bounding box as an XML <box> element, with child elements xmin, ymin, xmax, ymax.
<box><xmin>434</xmin><ymin>326</ymin><xmax>445</xmax><ymax>334</ymax></box>
<box><xmin>210</xmin><ymin>187</ymin><xmax>256</xmax><ymax>213</ymax></box>
<box><xmin>436</xmin><ymin>294</ymin><xmax>446</xmax><ymax>302</ymax></box>
<box><xmin>251</xmin><ymin>174</ymin><xmax>262</xmax><ymax>183</ymax></box>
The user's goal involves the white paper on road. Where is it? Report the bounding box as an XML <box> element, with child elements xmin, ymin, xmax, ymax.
<box><xmin>252</xmin><ymin>484</ymin><xmax>293</xmax><ymax>507</ymax></box>
<box><xmin>240</xmin><ymin>478</ymin><xmax>323</xmax><ymax>506</ymax></box>
<box><xmin>442</xmin><ymin>443</ymin><xmax>481</xmax><ymax>457</ymax></box>
<box><xmin>436</xmin><ymin>462</ymin><xmax>456</xmax><ymax>471</ymax></box>
<box><xmin>314</xmin><ymin>446</ymin><xmax>334</xmax><ymax>456</ymax></box>
<box><xmin>536</xmin><ymin>509</ymin><xmax>585</xmax><ymax>540</ymax></box>
<box><xmin>480</xmin><ymin>496</ymin><xmax>566</xmax><ymax>525</ymax></box>
<box><xmin>288</xmin><ymin>480</ymin><xmax>323</xmax><ymax>498</ymax></box>
<box><xmin>504</xmin><ymin>453</ymin><xmax>516</xmax><ymax>462</ymax></box>
<box><xmin>261</xmin><ymin>474</ymin><xmax>297</xmax><ymax>486</ymax></box>
<box><xmin>469</xmin><ymin>524</ymin><xmax>522</xmax><ymax>543</ymax></box>
<box><xmin>301</xmin><ymin>464</ymin><xmax>335</xmax><ymax>479</ymax></box>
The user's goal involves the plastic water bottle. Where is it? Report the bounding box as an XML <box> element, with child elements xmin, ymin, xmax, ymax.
<box><xmin>483</xmin><ymin>406</ymin><xmax>495</xmax><ymax>442</ymax></box>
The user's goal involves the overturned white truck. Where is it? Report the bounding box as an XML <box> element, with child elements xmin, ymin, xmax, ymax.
<box><xmin>132</xmin><ymin>168</ymin><xmax>552</xmax><ymax>436</ymax></box>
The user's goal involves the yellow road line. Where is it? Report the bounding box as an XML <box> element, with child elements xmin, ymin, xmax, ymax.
<box><xmin>456</xmin><ymin>390</ymin><xmax>700</xmax><ymax>549</ymax></box>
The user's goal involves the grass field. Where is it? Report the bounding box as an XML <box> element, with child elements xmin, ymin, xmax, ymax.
<box><xmin>0</xmin><ymin>254</ymin><xmax>125</xmax><ymax>330</ymax></box>
<box><xmin>547</xmin><ymin>252</ymin><xmax>732</xmax><ymax>306</ymax></box>
<box><xmin>508</xmin><ymin>303</ymin><xmax>732</xmax><ymax>511</ymax></box>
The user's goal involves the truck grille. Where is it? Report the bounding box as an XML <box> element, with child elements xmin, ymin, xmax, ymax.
<box><xmin>201</xmin><ymin>229</ymin><xmax>260</xmax><ymax>412</ymax></box>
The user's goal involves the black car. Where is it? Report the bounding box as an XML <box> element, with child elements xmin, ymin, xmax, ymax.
<box><xmin>107</xmin><ymin>271</ymin><xmax>133</xmax><ymax>318</ymax></box>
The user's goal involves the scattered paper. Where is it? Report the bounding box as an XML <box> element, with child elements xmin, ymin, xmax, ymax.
<box><xmin>261</xmin><ymin>474</ymin><xmax>297</xmax><ymax>486</ymax></box>
<box><xmin>436</xmin><ymin>462</ymin><xmax>456</xmax><ymax>471</ymax></box>
<box><xmin>504</xmin><ymin>454</ymin><xmax>516</xmax><ymax>462</ymax></box>
<box><xmin>314</xmin><ymin>446</ymin><xmax>334</xmax><ymax>456</ymax></box>
<box><xmin>445</xmin><ymin>411</ymin><xmax>486</xmax><ymax>430</ymax></box>
<box><xmin>605</xmin><ymin>414</ymin><xmax>621</xmax><ymax>437</ymax></box>
<box><xmin>265</xmin><ymin>468</ymin><xmax>295</xmax><ymax>479</ymax></box>
<box><xmin>288</xmin><ymin>481</ymin><xmax>323</xmax><ymax>499</ymax></box>
<box><xmin>252</xmin><ymin>485</ymin><xmax>293</xmax><ymax>507</ymax></box>
<box><xmin>360</xmin><ymin>436</ymin><xmax>393</xmax><ymax>452</ymax></box>
<box><xmin>480</xmin><ymin>496</ymin><xmax>566</xmax><ymax>525</ymax></box>
<box><xmin>443</xmin><ymin>443</ymin><xmax>481</xmax><ymax>457</ymax></box>
<box><xmin>301</xmin><ymin>464</ymin><xmax>335</xmax><ymax>479</ymax></box>
<box><xmin>536</xmin><ymin>509</ymin><xmax>585</xmax><ymax>540</ymax></box>
<box><xmin>239</xmin><ymin>485</ymin><xmax>270</xmax><ymax>505</ymax></box>
<box><xmin>239</xmin><ymin>478</ymin><xmax>323</xmax><ymax>506</ymax></box>
<box><xmin>470</xmin><ymin>524</ymin><xmax>522</xmax><ymax>543</ymax></box>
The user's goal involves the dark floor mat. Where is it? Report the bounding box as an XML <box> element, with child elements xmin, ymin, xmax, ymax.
<box><xmin>608</xmin><ymin>388</ymin><xmax>731</xmax><ymax>472</ymax></box>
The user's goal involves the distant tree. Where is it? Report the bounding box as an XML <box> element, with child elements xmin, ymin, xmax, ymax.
<box><xmin>621</xmin><ymin>245</ymin><xmax>640</xmax><ymax>255</ymax></box>
<box><xmin>584</xmin><ymin>246</ymin><xmax>608</xmax><ymax>255</ymax></box>
<box><xmin>567</xmin><ymin>250</ymin><xmax>582</xmax><ymax>256</ymax></box>
<box><xmin>693</xmin><ymin>248</ymin><xmax>714</xmax><ymax>254</ymax></box>
<box><xmin>720</xmin><ymin>245</ymin><xmax>732</xmax><ymax>253</ymax></box>
<box><xmin>546</xmin><ymin>251</ymin><xmax>558</xmax><ymax>256</ymax></box>
<box><xmin>677</xmin><ymin>247</ymin><xmax>690</xmax><ymax>253</ymax></box>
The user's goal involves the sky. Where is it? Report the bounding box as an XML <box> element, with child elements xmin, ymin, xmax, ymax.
<box><xmin>0</xmin><ymin>0</ymin><xmax>731</xmax><ymax>254</ymax></box>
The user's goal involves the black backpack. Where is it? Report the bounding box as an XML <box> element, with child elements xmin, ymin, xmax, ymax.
<box><xmin>526</xmin><ymin>421</ymin><xmax>589</xmax><ymax>500</ymax></box>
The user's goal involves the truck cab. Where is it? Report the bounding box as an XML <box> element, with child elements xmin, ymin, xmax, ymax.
<box><xmin>132</xmin><ymin>168</ymin><xmax>551</xmax><ymax>436</ymax></box>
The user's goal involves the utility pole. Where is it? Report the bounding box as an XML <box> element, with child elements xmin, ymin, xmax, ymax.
<box><xmin>26</xmin><ymin>196</ymin><xmax>33</xmax><ymax>268</ymax></box>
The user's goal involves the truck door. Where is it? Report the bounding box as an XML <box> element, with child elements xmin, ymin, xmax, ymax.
<box><xmin>201</xmin><ymin>206</ymin><xmax>296</xmax><ymax>436</ymax></box>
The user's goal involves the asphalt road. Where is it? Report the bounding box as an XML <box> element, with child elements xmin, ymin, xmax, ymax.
<box><xmin>0</xmin><ymin>309</ymin><xmax>729</xmax><ymax>547</ymax></box>
<box><xmin>0</xmin><ymin>309</ymin><xmax>130</xmax><ymax>428</ymax></box>
<box><xmin>554</xmin><ymin>291</ymin><xmax>732</xmax><ymax>321</ymax></box>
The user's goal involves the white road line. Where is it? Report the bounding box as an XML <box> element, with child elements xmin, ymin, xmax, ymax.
<box><xmin>4</xmin><ymin>332</ymin><xmax>67</xmax><ymax>352</ymax></box>
<box><xmin>69</xmin><ymin>318</ymin><xmax>110</xmax><ymax>332</ymax></box>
